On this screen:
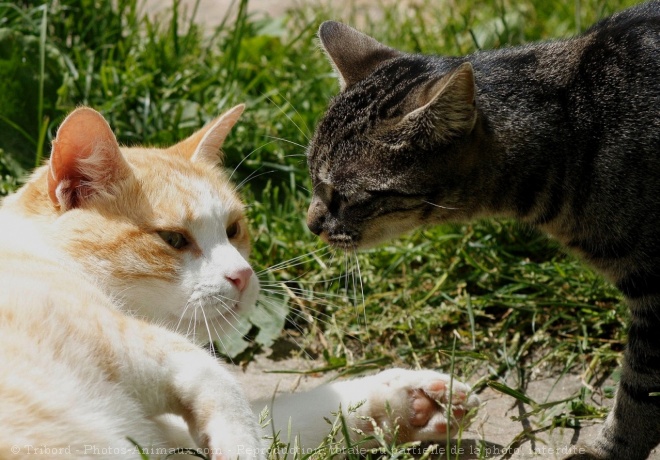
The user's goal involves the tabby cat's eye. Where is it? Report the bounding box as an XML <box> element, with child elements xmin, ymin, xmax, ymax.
<box><xmin>157</xmin><ymin>231</ymin><xmax>189</xmax><ymax>249</ymax></box>
<box><xmin>226</xmin><ymin>221</ymin><xmax>240</xmax><ymax>239</ymax></box>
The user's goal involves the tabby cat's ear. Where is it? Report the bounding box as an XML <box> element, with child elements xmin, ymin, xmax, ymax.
<box><xmin>48</xmin><ymin>107</ymin><xmax>131</xmax><ymax>211</ymax></box>
<box><xmin>400</xmin><ymin>62</ymin><xmax>477</xmax><ymax>142</ymax></box>
<box><xmin>172</xmin><ymin>104</ymin><xmax>245</xmax><ymax>165</ymax></box>
<box><xmin>318</xmin><ymin>21</ymin><xmax>400</xmax><ymax>90</ymax></box>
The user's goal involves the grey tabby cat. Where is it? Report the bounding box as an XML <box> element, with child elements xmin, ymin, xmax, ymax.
<box><xmin>306</xmin><ymin>3</ymin><xmax>660</xmax><ymax>459</ymax></box>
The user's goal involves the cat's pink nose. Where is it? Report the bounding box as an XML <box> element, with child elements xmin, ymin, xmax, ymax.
<box><xmin>226</xmin><ymin>267</ymin><xmax>253</xmax><ymax>292</ymax></box>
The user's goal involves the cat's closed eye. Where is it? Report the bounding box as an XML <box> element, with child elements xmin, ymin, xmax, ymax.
<box><xmin>157</xmin><ymin>230</ymin><xmax>189</xmax><ymax>249</ymax></box>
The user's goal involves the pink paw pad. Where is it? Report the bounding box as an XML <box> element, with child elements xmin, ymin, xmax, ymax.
<box><xmin>427</xmin><ymin>380</ymin><xmax>446</xmax><ymax>393</ymax></box>
<box><xmin>410</xmin><ymin>388</ymin><xmax>437</xmax><ymax>426</ymax></box>
<box><xmin>435</xmin><ymin>422</ymin><xmax>448</xmax><ymax>434</ymax></box>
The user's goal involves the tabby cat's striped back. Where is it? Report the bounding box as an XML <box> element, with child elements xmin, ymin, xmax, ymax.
<box><xmin>306</xmin><ymin>3</ymin><xmax>660</xmax><ymax>459</ymax></box>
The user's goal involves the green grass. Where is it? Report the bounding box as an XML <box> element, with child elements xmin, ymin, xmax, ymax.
<box><xmin>0</xmin><ymin>0</ymin><xmax>642</xmax><ymax>457</ymax></box>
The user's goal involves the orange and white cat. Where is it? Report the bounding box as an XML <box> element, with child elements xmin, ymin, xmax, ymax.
<box><xmin>0</xmin><ymin>105</ymin><xmax>478</xmax><ymax>459</ymax></box>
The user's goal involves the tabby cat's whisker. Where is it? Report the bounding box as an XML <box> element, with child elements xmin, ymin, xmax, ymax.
<box><xmin>256</xmin><ymin>246</ymin><xmax>333</xmax><ymax>274</ymax></box>
<box><xmin>258</xmin><ymin>298</ymin><xmax>316</xmax><ymax>361</ymax></box>
<box><xmin>350</xmin><ymin>253</ymin><xmax>362</xmax><ymax>325</ymax></box>
<box><xmin>259</xmin><ymin>271</ymin><xmax>355</xmax><ymax>287</ymax></box>
<box><xmin>260</xmin><ymin>298</ymin><xmax>356</xmax><ymax>321</ymax></box>
<box><xmin>353</xmin><ymin>249</ymin><xmax>368</xmax><ymax>326</ymax></box>
<box><xmin>422</xmin><ymin>200</ymin><xmax>461</xmax><ymax>210</ymax></box>
<box><xmin>261</xmin><ymin>289</ymin><xmax>371</xmax><ymax>349</ymax></box>
<box><xmin>259</xmin><ymin>285</ymin><xmax>357</xmax><ymax>301</ymax></box>
<box><xmin>344</xmin><ymin>251</ymin><xmax>350</xmax><ymax>294</ymax></box>
<box><xmin>260</xmin><ymin>298</ymin><xmax>358</xmax><ymax>338</ymax></box>
<box><xmin>259</xmin><ymin>290</ymin><xmax>350</xmax><ymax>316</ymax></box>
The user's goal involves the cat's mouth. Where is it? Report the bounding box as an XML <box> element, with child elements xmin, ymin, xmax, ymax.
<box><xmin>178</xmin><ymin>296</ymin><xmax>245</xmax><ymax>321</ymax></box>
<box><xmin>325</xmin><ymin>233</ymin><xmax>359</xmax><ymax>249</ymax></box>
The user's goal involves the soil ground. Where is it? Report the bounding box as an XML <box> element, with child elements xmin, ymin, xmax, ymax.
<box><xmin>142</xmin><ymin>0</ymin><xmax>660</xmax><ymax>457</ymax></box>
<box><xmin>233</xmin><ymin>350</ymin><xmax>619</xmax><ymax>459</ymax></box>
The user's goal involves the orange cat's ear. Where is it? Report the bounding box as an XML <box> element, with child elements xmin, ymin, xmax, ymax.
<box><xmin>48</xmin><ymin>107</ymin><xmax>131</xmax><ymax>210</ymax></box>
<box><xmin>171</xmin><ymin>104</ymin><xmax>245</xmax><ymax>165</ymax></box>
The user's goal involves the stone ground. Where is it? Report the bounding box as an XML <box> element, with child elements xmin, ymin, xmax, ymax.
<box><xmin>141</xmin><ymin>0</ymin><xmax>660</xmax><ymax>457</ymax></box>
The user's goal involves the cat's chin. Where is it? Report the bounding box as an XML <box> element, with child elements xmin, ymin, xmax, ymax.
<box><xmin>325</xmin><ymin>225</ymin><xmax>418</xmax><ymax>250</ymax></box>
<box><xmin>324</xmin><ymin>233</ymin><xmax>359</xmax><ymax>250</ymax></box>
<box><xmin>326</xmin><ymin>236</ymin><xmax>387</xmax><ymax>251</ymax></box>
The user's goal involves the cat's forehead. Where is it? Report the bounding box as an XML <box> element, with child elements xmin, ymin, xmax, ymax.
<box><xmin>122</xmin><ymin>148</ymin><xmax>244</xmax><ymax>221</ymax></box>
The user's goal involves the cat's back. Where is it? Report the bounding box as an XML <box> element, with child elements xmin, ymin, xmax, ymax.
<box><xmin>586</xmin><ymin>1</ymin><xmax>660</xmax><ymax>36</ymax></box>
<box><xmin>578</xmin><ymin>1</ymin><xmax>660</xmax><ymax>73</ymax></box>
<box><xmin>0</xmin><ymin>201</ymin><xmax>98</xmax><ymax>309</ymax></box>
<box><xmin>0</xmin><ymin>199</ymin><xmax>160</xmax><ymax>456</ymax></box>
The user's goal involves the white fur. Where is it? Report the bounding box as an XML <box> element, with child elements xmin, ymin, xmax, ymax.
<box><xmin>0</xmin><ymin>209</ymin><xmax>261</xmax><ymax>459</ymax></box>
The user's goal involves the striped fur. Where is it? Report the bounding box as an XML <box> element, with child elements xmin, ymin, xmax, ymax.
<box><xmin>307</xmin><ymin>3</ymin><xmax>660</xmax><ymax>459</ymax></box>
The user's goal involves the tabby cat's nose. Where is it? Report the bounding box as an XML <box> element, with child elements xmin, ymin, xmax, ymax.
<box><xmin>307</xmin><ymin>218</ymin><xmax>323</xmax><ymax>235</ymax></box>
<box><xmin>307</xmin><ymin>199</ymin><xmax>326</xmax><ymax>235</ymax></box>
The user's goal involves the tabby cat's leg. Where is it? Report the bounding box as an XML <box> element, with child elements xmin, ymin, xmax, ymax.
<box><xmin>567</xmin><ymin>301</ymin><xmax>660</xmax><ymax>460</ymax></box>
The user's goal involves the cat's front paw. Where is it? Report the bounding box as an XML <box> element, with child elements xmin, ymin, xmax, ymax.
<box><xmin>358</xmin><ymin>368</ymin><xmax>479</xmax><ymax>443</ymax></box>
<box><xmin>200</xmin><ymin>416</ymin><xmax>262</xmax><ymax>460</ymax></box>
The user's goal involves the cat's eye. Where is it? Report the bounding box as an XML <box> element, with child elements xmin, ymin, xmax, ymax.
<box><xmin>157</xmin><ymin>231</ymin><xmax>189</xmax><ymax>249</ymax></box>
<box><xmin>226</xmin><ymin>221</ymin><xmax>241</xmax><ymax>239</ymax></box>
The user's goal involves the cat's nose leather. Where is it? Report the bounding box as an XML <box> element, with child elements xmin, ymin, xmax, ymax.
<box><xmin>307</xmin><ymin>197</ymin><xmax>327</xmax><ymax>235</ymax></box>
<box><xmin>306</xmin><ymin>208</ymin><xmax>324</xmax><ymax>235</ymax></box>
<box><xmin>307</xmin><ymin>218</ymin><xmax>323</xmax><ymax>235</ymax></box>
<box><xmin>226</xmin><ymin>267</ymin><xmax>253</xmax><ymax>292</ymax></box>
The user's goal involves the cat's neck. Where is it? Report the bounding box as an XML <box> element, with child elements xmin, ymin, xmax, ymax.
<box><xmin>460</xmin><ymin>36</ymin><xmax>592</xmax><ymax>233</ymax></box>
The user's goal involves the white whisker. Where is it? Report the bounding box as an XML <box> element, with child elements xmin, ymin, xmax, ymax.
<box><xmin>229</xmin><ymin>141</ymin><xmax>277</xmax><ymax>181</ymax></box>
<box><xmin>354</xmin><ymin>250</ymin><xmax>368</xmax><ymax>326</ymax></box>
<box><xmin>422</xmin><ymin>200</ymin><xmax>460</xmax><ymax>210</ymax></box>
<box><xmin>234</xmin><ymin>165</ymin><xmax>265</xmax><ymax>191</ymax></box>
<box><xmin>258</xmin><ymin>298</ymin><xmax>316</xmax><ymax>361</ymax></box>
<box><xmin>265</xmin><ymin>94</ymin><xmax>310</xmax><ymax>142</ymax></box>
<box><xmin>212</xmin><ymin>306</ymin><xmax>245</xmax><ymax>338</ymax></box>
<box><xmin>199</xmin><ymin>306</ymin><xmax>215</xmax><ymax>353</ymax></box>
<box><xmin>209</xmin><ymin>319</ymin><xmax>236</xmax><ymax>365</ymax></box>
<box><xmin>177</xmin><ymin>301</ymin><xmax>194</xmax><ymax>335</ymax></box>
<box><xmin>264</xmin><ymin>135</ymin><xmax>307</xmax><ymax>150</ymax></box>
<box><xmin>259</xmin><ymin>286</ymin><xmax>356</xmax><ymax>300</ymax></box>
<box><xmin>236</xmin><ymin>170</ymin><xmax>277</xmax><ymax>191</ymax></box>
<box><xmin>256</xmin><ymin>246</ymin><xmax>333</xmax><ymax>274</ymax></box>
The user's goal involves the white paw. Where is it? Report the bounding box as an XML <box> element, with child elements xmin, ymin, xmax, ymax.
<box><xmin>358</xmin><ymin>368</ymin><xmax>479</xmax><ymax>443</ymax></box>
<box><xmin>202</xmin><ymin>416</ymin><xmax>263</xmax><ymax>459</ymax></box>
